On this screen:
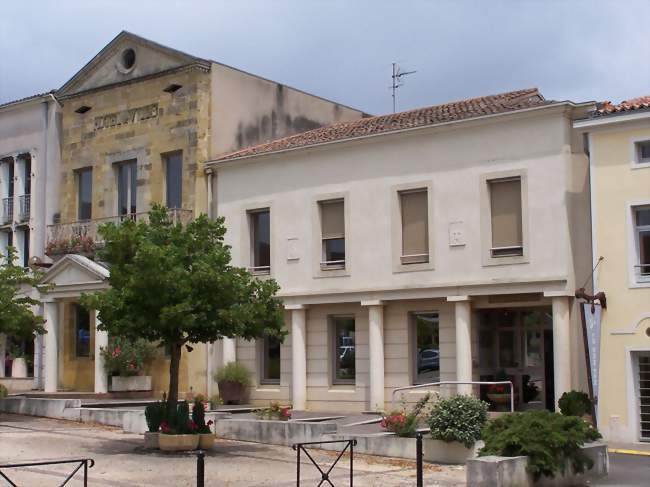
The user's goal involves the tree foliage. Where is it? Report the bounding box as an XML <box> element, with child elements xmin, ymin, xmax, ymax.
<box><xmin>0</xmin><ymin>247</ymin><xmax>46</xmax><ymax>338</ymax></box>
<box><xmin>81</xmin><ymin>205</ymin><xmax>285</xmax><ymax>411</ymax></box>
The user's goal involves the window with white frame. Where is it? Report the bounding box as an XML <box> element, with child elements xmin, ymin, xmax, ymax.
<box><xmin>399</xmin><ymin>189</ymin><xmax>429</xmax><ymax>264</ymax></box>
<box><xmin>319</xmin><ymin>199</ymin><xmax>345</xmax><ymax>270</ymax></box>
<box><xmin>633</xmin><ymin>205</ymin><xmax>650</xmax><ymax>282</ymax></box>
<box><xmin>249</xmin><ymin>208</ymin><xmax>270</xmax><ymax>274</ymax></box>
<box><xmin>116</xmin><ymin>160</ymin><xmax>137</xmax><ymax>217</ymax></box>
<box><xmin>489</xmin><ymin>177</ymin><xmax>523</xmax><ymax>257</ymax></box>
<box><xmin>635</xmin><ymin>141</ymin><xmax>650</xmax><ymax>165</ymax></box>
<box><xmin>259</xmin><ymin>335</ymin><xmax>281</xmax><ymax>384</ymax></box>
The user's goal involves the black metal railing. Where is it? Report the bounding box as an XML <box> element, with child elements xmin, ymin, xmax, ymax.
<box><xmin>292</xmin><ymin>439</ymin><xmax>357</xmax><ymax>487</ymax></box>
<box><xmin>0</xmin><ymin>458</ymin><xmax>95</xmax><ymax>486</ymax></box>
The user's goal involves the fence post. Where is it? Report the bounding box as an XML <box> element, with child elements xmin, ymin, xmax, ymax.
<box><xmin>350</xmin><ymin>439</ymin><xmax>354</xmax><ymax>487</ymax></box>
<box><xmin>197</xmin><ymin>450</ymin><xmax>205</xmax><ymax>487</ymax></box>
<box><xmin>83</xmin><ymin>459</ymin><xmax>88</xmax><ymax>487</ymax></box>
<box><xmin>416</xmin><ymin>433</ymin><xmax>423</xmax><ymax>487</ymax></box>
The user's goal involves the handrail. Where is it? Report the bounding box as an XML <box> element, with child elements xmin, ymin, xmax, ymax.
<box><xmin>391</xmin><ymin>380</ymin><xmax>515</xmax><ymax>412</ymax></box>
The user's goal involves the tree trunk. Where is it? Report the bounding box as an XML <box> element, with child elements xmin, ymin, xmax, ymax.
<box><xmin>167</xmin><ymin>342</ymin><xmax>182</xmax><ymax>417</ymax></box>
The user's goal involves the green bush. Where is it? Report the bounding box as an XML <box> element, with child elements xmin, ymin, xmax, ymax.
<box><xmin>161</xmin><ymin>400</ymin><xmax>198</xmax><ymax>434</ymax></box>
<box><xmin>144</xmin><ymin>402</ymin><xmax>165</xmax><ymax>433</ymax></box>
<box><xmin>192</xmin><ymin>397</ymin><xmax>212</xmax><ymax>433</ymax></box>
<box><xmin>0</xmin><ymin>384</ymin><xmax>7</xmax><ymax>398</ymax></box>
<box><xmin>428</xmin><ymin>395</ymin><xmax>488</xmax><ymax>448</ymax></box>
<box><xmin>558</xmin><ymin>391</ymin><xmax>592</xmax><ymax>417</ymax></box>
<box><xmin>480</xmin><ymin>410</ymin><xmax>602</xmax><ymax>480</ymax></box>
<box><xmin>215</xmin><ymin>362</ymin><xmax>251</xmax><ymax>386</ymax></box>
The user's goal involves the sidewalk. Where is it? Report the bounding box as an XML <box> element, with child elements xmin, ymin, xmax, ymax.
<box><xmin>607</xmin><ymin>441</ymin><xmax>650</xmax><ymax>456</ymax></box>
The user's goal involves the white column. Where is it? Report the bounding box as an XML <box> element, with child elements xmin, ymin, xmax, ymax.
<box><xmin>363</xmin><ymin>300</ymin><xmax>385</xmax><ymax>412</ymax></box>
<box><xmin>288</xmin><ymin>305</ymin><xmax>308</xmax><ymax>411</ymax></box>
<box><xmin>33</xmin><ymin>333</ymin><xmax>42</xmax><ymax>389</ymax></box>
<box><xmin>221</xmin><ymin>338</ymin><xmax>236</xmax><ymax>366</ymax></box>
<box><xmin>449</xmin><ymin>296</ymin><xmax>472</xmax><ymax>395</ymax></box>
<box><xmin>94</xmin><ymin>311</ymin><xmax>108</xmax><ymax>394</ymax></box>
<box><xmin>552</xmin><ymin>295</ymin><xmax>572</xmax><ymax>408</ymax></box>
<box><xmin>43</xmin><ymin>301</ymin><xmax>59</xmax><ymax>393</ymax></box>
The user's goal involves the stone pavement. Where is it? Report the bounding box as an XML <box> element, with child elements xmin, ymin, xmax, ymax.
<box><xmin>0</xmin><ymin>413</ymin><xmax>465</xmax><ymax>486</ymax></box>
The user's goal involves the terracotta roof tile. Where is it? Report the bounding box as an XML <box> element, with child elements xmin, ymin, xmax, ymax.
<box><xmin>596</xmin><ymin>95</ymin><xmax>650</xmax><ymax>115</ymax></box>
<box><xmin>213</xmin><ymin>88</ymin><xmax>548</xmax><ymax>162</ymax></box>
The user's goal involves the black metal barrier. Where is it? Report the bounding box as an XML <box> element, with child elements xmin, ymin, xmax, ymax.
<box><xmin>0</xmin><ymin>458</ymin><xmax>95</xmax><ymax>487</ymax></box>
<box><xmin>292</xmin><ymin>439</ymin><xmax>357</xmax><ymax>486</ymax></box>
<box><xmin>416</xmin><ymin>433</ymin><xmax>423</xmax><ymax>487</ymax></box>
<box><xmin>196</xmin><ymin>450</ymin><xmax>205</xmax><ymax>487</ymax></box>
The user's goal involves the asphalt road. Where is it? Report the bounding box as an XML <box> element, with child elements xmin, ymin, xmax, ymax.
<box><xmin>591</xmin><ymin>453</ymin><xmax>650</xmax><ymax>487</ymax></box>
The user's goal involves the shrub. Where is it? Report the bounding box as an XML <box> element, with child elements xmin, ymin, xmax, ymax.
<box><xmin>558</xmin><ymin>391</ymin><xmax>592</xmax><ymax>417</ymax></box>
<box><xmin>161</xmin><ymin>400</ymin><xmax>198</xmax><ymax>435</ymax></box>
<box><xmin>254</xmin><ymin>402</ymin><xmax>292</xmax><ymax>421</ymax></box>
<box><xmin>0</xmin><ymin>384</ymin><xmax>7</xmax><ymax>398</ymax></box>
<box><xmin>428</xmin><ymin>395</ymin><xmax>488</xmax><ymax>448</ymax></box>
<box><xmin>101</xmin><ymin>336</ymin><xmax>155</xmax><ymax>377</ymax></box>
<box><xmin>192</xmin><ymin>397</ymin><xmax>213</xmax><ymax>433</ymax></box>
<box><xmin>215</xmin><ymin>362</ymin><xmax>251</xmax><ymax>386</ymax></box>
<box><xmin>480</xmin><ymin>410</ymin><xmax>602</xmax><ymax>480</ymax></box>
<box><xmin>144</xmin><ymin>402</ymin><xmax>166</xmax><ymax>433</ymax></box>
<box><xmin>381</xmin><ymin>393</ymin><xmax>431</xmax><ymax>437</ymax></box>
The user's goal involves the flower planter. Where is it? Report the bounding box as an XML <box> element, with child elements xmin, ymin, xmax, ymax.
<box><xmin>11</xmin><ymin>358</ymin><xmax>28</xmax><ymax>379</ymax></box>
<box><xmin>144</xmin><ymin>431</ymin><xmax>159</xmax><ymax>449</ymax></box>
<box><xmin>423</xmin><ymin>438</ymin><xmax>478</xmax><ymax>464</ymax></box>
<box><xmin>218</xmin><ymin>380</ymin><xmax>246</xmax><ymax>405</ymax></box>
<box><xmin>198</xmin><ymin>433</ymin><xmax>215</xmax><ymax>450</ymax></box>
<box><xmin>158</xmin><ymin>434</ymin><xmax>199</xmax><ymax>452</ymax></box>
<box><xmin>110</xmin><ymin>375</ymin><xmax>152</xmax><ymax>392</ymax></box>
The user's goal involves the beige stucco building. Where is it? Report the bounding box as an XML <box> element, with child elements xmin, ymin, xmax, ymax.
<box><xmin>574</xmin><ymin>97</ymin><xmax>650</xmax><ymax>443</ymax></box>
<box><xmin>206</xmin><ymin>88</ymin><xmax>596</xmax><ymax>413</ymax></box>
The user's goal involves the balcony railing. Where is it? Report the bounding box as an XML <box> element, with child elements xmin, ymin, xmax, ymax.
<box><xmin>18</xmin><ymin>194</ymin><xmax>30</xmax><ymax>222</ymax></box>
<box><xmin>46</xmin><ymin>208</ymin><xmax>193</xmax><ymax>254</ymax></box>
<box><xmin>1</xmin><ymin>197</ymin><xmax>13</xmax><ymax>225</ymax></box>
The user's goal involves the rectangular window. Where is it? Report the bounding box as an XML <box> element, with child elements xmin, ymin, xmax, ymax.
<box><xmin>75</xmin><ymin>304</ymin><xmax>91</xmax><ymax>358</ymax></box>
<box><xmin>412</xmin><ymin>313</ymin><xmax>440</xmax><ymax>384</ymax></box>
<box><xmin>164</xmin><ymin>152</ymin><xmax>183</xmax><ymax>209</ymax></box>
<box><xmin>636</xmin><ymin>141</ymin><xmax>650</xmax><ymax>164</ymax></box>
<box><xmin>634</xmin><ymin>206</ymin><xmax>650</xmax><ymax>282</ymax></box>
<box><xmin>22</xmin><ymin>229</ymin><xmax>29</xmax><ymax>268</ymax></box>
<box><xmin>400</xmin><ymin>189</ymin><xmax>429</xmax><ymax>264</ymax></box>
<box><xmin>332</xmin><ymin>316</ymin><xmax>355</xmax><ymax>384</ymax></box>
<box><xmin>117</xmin><ymin>160</ymin><xmax>137</xmax><ymax>217</ymax></box>
<box><xmin>23</xmin><ymin>157</ymin><xmax>31</xmax><ymax>195</ymax></box>
<box><xmin>77</xmin><ymin>168</ymin><xmax>93</xmax><ymax>221</ymax></box>
<box><xmin>489</xmin><ymin>177</ymin><xmax>523</xmax><ymax>257</ymax></box>
<box><xmin>8</xmin><ymin>161</ymin><xmax>14</xmax><ymax>198</ymax></box>
<box><xmin>260</xmin><ymin>335</ymin><xmax>281</xmax><ymax>384</ymax></box>
<box><xmin>320</xmin><ymin>199</ymin><xmax>345</xmax><ymax>269</ymax></box>
<box><xmin>249</xmin><ymin>209</ymin><xmax>270</xmax><ymax>274</ymax></box>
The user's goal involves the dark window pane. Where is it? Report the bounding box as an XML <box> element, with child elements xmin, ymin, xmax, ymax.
<box><xmin>165</xmin><ymin>152</ymin><xmax>183</xmax><ymax>209</ymax></box>
<box><xmin>251</xmin><ymin>210</ymin><xmax>270</xmax><ymax>268</ymax></box>
<box><xmin>24</xmin><ymin>158</ymin><xmax>31</xmax><ymax>195</ymax></box>
<box><xmin>414</xmin><ymin>313</ymin><xmax>439</xmax><ymax>383</ymax></box>
<box><xmin>324</xmin><ymin>238</ymin><xmax>345</xmax><ymax>263</ymax></box>
<box><xmin>638</xmin><ymin>141</ymin><xmax>650</xmax><ymax>162</ymax></box>
<box><xmin>8</xmin><ymin>163</ymin><xmax>14</xmax><ymax>197</ymax></box>
<box><xmin>77</xmin><ymin>168</ymin><xmax>93</xmax><ymax>220</ymax></box>
<box><xmin>75</xmin><ymin>305</ymin><xmax>90</xmax><ymax>358</ymax></box>
<box><xmin>637</xmin><ymin>208</ymin><xmax>650</xmax><ymax>227</ymax></box>
<box><xmin>262</xmin><ymin>336</ymin><xmax>281</xmax><ymax>383</ymax></box>
<box><xmin>22</xmin><ymin>229</ymin><xmax>29</xmax><ymax>268</ymax></box>
<box><xmin>333</xmin><ymin>317</ymin><xmax>355</xmax><ymax>383</ymax></box>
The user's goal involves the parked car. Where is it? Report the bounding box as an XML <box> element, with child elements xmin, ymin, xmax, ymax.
<box><xmin>418</xmin><ymin>348</ymin><xmax>439</xmax><ymax>372</ymax></box>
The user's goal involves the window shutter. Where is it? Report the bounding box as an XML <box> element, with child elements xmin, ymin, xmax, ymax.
<box><xmin>401</xmin><ymin>190</ymin><xmax>428</xmax><ymax>258</ymax></box>
<box><xmin>490</xmin><ymin>178</ymin><xmax>523</xmax><ymax>248</ymax></box>
<box><xmin>320</xmin><ymin>200</ymin><xmax>345</xmax><ymax>239</ymax></box>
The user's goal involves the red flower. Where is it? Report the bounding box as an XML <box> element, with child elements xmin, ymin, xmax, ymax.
<box><xmin>189</xmin><ymin>421</ymin><xmax>198</xmax><ymax>431</ymax></box>
<box><xmin>160</xmin><ymin>421</ymin><xmax>170</xmax><ymax>433</ymax></box>
<box><xmin>281</xmin><ymin>407</ymin><xmax>291</xmax><ymax>418</ymax></box>
<box><xmin>207</xmin><ymin>420</ymin><xmax>214</xmax><ymax>427</ymax></box>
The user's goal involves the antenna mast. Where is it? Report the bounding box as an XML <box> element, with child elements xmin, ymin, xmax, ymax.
<box><xmin>390</xmin><ymin>62</ymin><xmax>416</xmax><ymax>113</ymax></box>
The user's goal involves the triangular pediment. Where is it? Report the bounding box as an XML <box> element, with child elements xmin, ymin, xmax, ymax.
<box><xmin>41</xmin><ymin>254</ymin><xmax>109</xmax><ymax>288</ymax></box>
<box><xmin>57</xmin><ymin>31</ymin><xmax>207</xmax><ymax>97</ymax></box>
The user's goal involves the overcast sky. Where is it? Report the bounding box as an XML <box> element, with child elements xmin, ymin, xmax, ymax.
<box><xmin>1</xmin><ymin>0</ymin><xmax>649</xmax><ymax>114</ymax></box>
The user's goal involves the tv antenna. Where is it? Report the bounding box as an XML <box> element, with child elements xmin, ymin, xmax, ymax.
<box><xmin>390</xmin><ymin>62</ymin><xmax>416</xmax><ymax>113</ymax></box>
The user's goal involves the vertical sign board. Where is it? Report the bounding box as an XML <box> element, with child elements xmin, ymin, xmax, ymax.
<box><xmin>580</xmin><ymin>303</ymin><xmax>602</xmax><ymax>422</ymax></box>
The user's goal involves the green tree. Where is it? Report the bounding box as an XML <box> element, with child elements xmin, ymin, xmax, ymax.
<box><xmin>0</xmin><ymin>247</ymin><xmax>46</xmax><ymax>339</ymax></box>
<box><xmin>81</xmin><ymin>205</ymin><xmax>285</xmax><ymax>414</ymax></box>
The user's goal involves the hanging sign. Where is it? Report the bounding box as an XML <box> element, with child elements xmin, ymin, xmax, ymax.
<box><xmin>580</xmin><ymin>302</ymin><xmax>602</xmax><ymax>410</ymax></box>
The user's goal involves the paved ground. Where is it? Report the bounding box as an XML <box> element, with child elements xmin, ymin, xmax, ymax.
<box><xmin>591</xmin><ymin>453</ymin><xmax>650</xmax><ymax>487</ymax></box>
<box><xmin>0</xmin><ymin>413</ymin><xmax>465</xmax><ymax>486</ymax></box>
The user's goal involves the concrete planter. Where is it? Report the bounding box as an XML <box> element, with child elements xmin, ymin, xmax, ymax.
<box><xmin>215</xmin><ymin>418</ymin><xmax>337</xmax><ymax>446</ymax></box>
<box><xmin>158</xmin><ymin>434</ymin><xmax>199</xmax><ymax>452</ymax></box>
<box><xmin>11</xmin><ymin>358</ymin><xmax>28</xmax><ymax>378</ymax></box>
<box><xmin>144</xmin><ymin>431</ymin><xmax>159</xmax><ymax>449</ymax></box>
<box><xmin>218</xmin><ymin>380</ymin><xmax>246</xmax><ymax>405</ymax></box>
<box><xmin>198</xmin><ymin>433</ymin><xmax>215</xmax><ymax>450</ymax></box>
<box><xmin>423</xmin><ymin>438</ymin><xmax>478</xmax><ymax>464</ymax></box>
<box><xmin>110</xmin><ymin>375</ymin><xmax>151</xmax><ymax>392</ymax></box>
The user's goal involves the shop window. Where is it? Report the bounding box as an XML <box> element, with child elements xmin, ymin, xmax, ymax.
<box><xmin>260</xmin><ymin>335</ymin><xmax>281</xmax><ymax>384</ymax></box>
<box><xmin>412</xmin><ymin>312</ymin><xmax>439</xmax><ymax>384</ymax></box>
<box><xmin>331</xmin><ymin>316</ymin><xmax>355</xmax><ymax>384</ymax></box>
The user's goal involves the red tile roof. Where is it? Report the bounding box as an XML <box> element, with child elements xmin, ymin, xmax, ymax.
<box><xmin>213</xmin><ymin>88</ymin><xmax>549</xmax><ymax>162</ymax></box>
<box><xmin>596</xmin><ymin>96</ymin><xmax>650</xmax><ymax>115</ymax></box>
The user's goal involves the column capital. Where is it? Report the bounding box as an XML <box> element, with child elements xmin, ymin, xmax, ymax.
<box><xmin>285</xmin><ymin>304</ymin><xmax>309</xmax><ymax>310</ymax></box>
<box><xmin>361</xmin><ymin>300</ymin><xmax>384</xmax><ymax>307</ymax></box>
<box><xmin>447</xmin><ymin>295</ymin><xmax>471</xmax><ymax>302</ymax></box>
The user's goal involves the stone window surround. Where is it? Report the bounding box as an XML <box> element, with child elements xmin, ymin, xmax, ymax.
<box><xmin>105</xmin><ymin>148</ymin><xmax>148</xmax><ymax>217</ymax></box>
<box><xmin>479</xmin><ymin>168</ymin><xmax>530</xmax><ymax>267</ymax></box>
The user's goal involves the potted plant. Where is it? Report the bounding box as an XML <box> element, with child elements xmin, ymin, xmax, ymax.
<box><xmin>209</xmin><ymin>394</ymin><xmax>223</xmax><ymax>410</ymax></box>
<box><xmin>380</xmin><ymin>394</ymin><xmax>431</xmax><ymax>437</ymax></box>
<box><xmin>102</xmin><ymin>336</ymin><xmax>155</xmax><ymax>392</ymax></box>
<box><xmin>9</xmin><ymin>345</ymin><xmax>28</xmax><ymax>379</ymax></box>
<box><xmin>254</xmin><ymin>402</ymin><xmax>293</xmax><ymax>421</ymax></box>
<box><xmin>426</xmin><ymin>395</ymin><xmax>489</xmax><ymax>463</ymax></box>
<box><xmin>144</xmin><ymin>401</ymin><xmax>165</xmax><ymax>449</ymax></box>
<box><xmin>193</xmin><ymin>397</ymin><xmax>215</xmax><ymax>449</ymax></box>
<box><xmin>158</xmin><ymin>401</ymin><xmax>200</xmax><ymax>451</ymax></box>
<box><xmin>215</xmin><ymin>362</ymin><xmax>251</xmax><ymax>405</ymax></box>
<box><xmin>558</xmin><ymin>390</ymin><xmax>593</xmax><ymax>423</ymax></box>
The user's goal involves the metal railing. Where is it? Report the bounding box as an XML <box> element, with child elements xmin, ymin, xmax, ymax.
<box><xmin>2</xmin><ymin>197</ymin><xmax>13</xmax><ymax>224</ymax></box>
<box><xmin>18</xmin><ymin>194</ymin><xmax>30</xmax><ymax>222</ymax></box>
<box><xmin>292</xmin><ymin>439</ymin><xmax>357</xmax><ymax>486</ymax></box>
<box><xmin>0</xmin><ymin>458</ymin><xmax>95</xmax><ymax>486</ymax></box>
<box><xmin>47</xmin><ymin>208</ymin><xmax>193</xmax><ymax>247</ymax></box>
<box><xmin>392</xmin><ymin>380</ymin><xmax>516</xmax><ymax>412</ymax></box>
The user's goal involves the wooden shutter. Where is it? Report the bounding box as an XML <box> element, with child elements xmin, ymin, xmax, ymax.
<box><xmin>320</xmin><ymin>200</ymin><xmax>344</xmax><ymax>239</ymax></box>
<box><xmin>401</xmin><ymin>189</ymin><xmax>428</xmax><ymax>263</ymax></box>
<box><xmin>489</xmin><ymin>178</ymin><xmax>523</xmax><ymax>249</ymax></box>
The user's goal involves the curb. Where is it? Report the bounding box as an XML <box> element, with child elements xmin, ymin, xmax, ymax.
<box><xmin>608</xmin><ymin>448</ymin><xmax>650</xmax><ymax>457</ymax></box>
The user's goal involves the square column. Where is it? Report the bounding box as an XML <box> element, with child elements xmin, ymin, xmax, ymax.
<box><xmin>551</xmin><ymin>295</ymin><xmax>572</xmax><ymax>408</ymax></box>
<box><xmin>287</xmin><ymin>304</ymin><xmax>308</xmax><ymax>411</ymax></box>
<box><xmin>43</xmin><ymin>301</ymin><xmax>59</xmax><ymax>393</ymax></box>
<box><xmin>362</xmin><ymin>300</ymin><xmax>385</xmax><ymax>412</ymax></box>
<box><xmin>94</xmin><ymin>311</ymin><xmax>109</xmax><ymax>394</ymax></box>
<box><xmin>448</xmin><ymin>296</ymin><xmax>472</xmax><ymax>395</ymax></box>
<box><xmin>221</xmin><ymin>338</ymin><xmax>237</xmax><ymax>366</ymax></box>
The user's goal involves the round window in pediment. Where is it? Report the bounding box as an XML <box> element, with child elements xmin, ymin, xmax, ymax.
<box><xmin>120</xmin><ymin>48</ymin><xmax>136</xmax><ymax>71</ymax></box>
